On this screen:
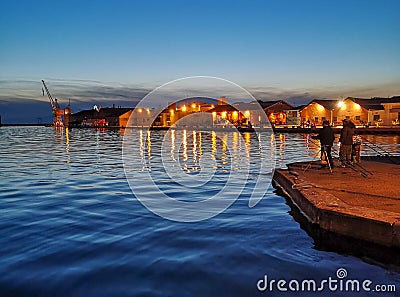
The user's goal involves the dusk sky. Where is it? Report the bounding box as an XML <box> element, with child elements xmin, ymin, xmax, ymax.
<box><xmin>0</xmin><ymin>0</ymin><xmax>399</xmax><ymax>123</ymax></box>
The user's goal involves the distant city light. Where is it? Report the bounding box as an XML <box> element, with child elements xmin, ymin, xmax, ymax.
<box><xmin>337</xmin><ymin>101</ymin><xmax>344</xmax><ymax>108</ymax></box>
<box><xmin>182</xmin><ymin>105</ymin><xmax>187</xmax><ymax>112</ymax></box>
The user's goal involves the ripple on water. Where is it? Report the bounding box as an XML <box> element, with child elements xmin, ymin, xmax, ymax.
<box><xmin>0</xmin><ymin>127</ymin><xmax>399</xmax><ymax>297</ymax></box>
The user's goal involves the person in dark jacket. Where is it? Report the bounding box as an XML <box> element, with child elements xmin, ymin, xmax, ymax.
<box><xmin>313</xmin><ymin>120</ymin><xmax>335</xmax><ymax>168</ymax></box>
<box><xmin>339</xmin><ymin>119</ymin><xmax>355</xmax><ymax>166</ymax></box>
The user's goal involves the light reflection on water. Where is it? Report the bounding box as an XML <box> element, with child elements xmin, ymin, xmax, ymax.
<box><xmin>272</xmin><ymin>133</ymin><xmax>400</xmax><ymax>168</ymax></box>
<box><xmin>132</xmin><ymin>129</ymin><xmax>258</xmax><ymax>174</ymax></box>
<box><xmin>0</xmin><ymin>126</ymin><xmax>399</xmax><ymax>297</ymax></box>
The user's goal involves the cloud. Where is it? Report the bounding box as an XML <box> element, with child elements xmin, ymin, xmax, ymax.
<box><xmin>247</xmin><ymin>80</ymin><xmax>400</xmax><ymax>106</ymax></box>
<box><xmin>0</xmin><ymin>78</ymin><xmax>150</xmax><ymax>103</ymax></box>
<box><xmin>0</xmin><ymin>79</ymin><xmax>151</xmax><ymax>123</ymax></box>
<box><xmin>1</xmin><ymin>78</ymin><xmax>399</xmax><ymax>123</ymax></box>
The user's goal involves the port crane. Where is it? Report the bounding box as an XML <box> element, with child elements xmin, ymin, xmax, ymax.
<box><xmin>41</xmin><ymin>80</ymin><xmax>70</xmax><ymax>127</ymax></box>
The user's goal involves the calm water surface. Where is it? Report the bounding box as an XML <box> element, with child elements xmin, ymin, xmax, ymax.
<box><xmin>0</xmin><ymin>126</ymin><xmax>399</xmax><ymax>297</ymax></box>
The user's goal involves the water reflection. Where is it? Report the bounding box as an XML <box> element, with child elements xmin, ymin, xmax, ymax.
<box><xmin>181</xmin><ymin>129</ymin><xmax>187</xmax><ymax>162</ymax></box>
<box><xmin>2</xmin><ymin>126</ymin><xmax>397</xmax><ymax>295</ymax></box>
<box><xmin>211</xmin><ymin>131</ymin><xmax>217</xmax><ymax>162</ymax></box>
<box><xmin>75</xmin><ymin>128</ymin><xmax>400</xmax><ymax>176</ymax></box>
<box><xmin>362</xmin><ymin>135</ymin><xmax>400</xmax><ymax>154</ymax></box>
<box><xmin>56</xmin><ymin>128</ymin><xmax>400</xmax><ymax>170</ymax></box>
<box><xmin>65</xmin><ymin>127</ymin><xmax>70</xmax><ymax>164</ymax></box>
<box><xmin>122</xmin><ymin>129</ymin><xmax>274</xmax><ymax>195</ymax></box>
<box><xmin>147</xmin><ymin>130</ymin><xmax>151</xmax><ymax>159</ymax></box>
<box><xmin>276</xmin><ymin>186</ymin><xmax>400</xmax><ymax>271</ymax></box>
<box><xmin>296</xmin><ymin>133</ymin><xmax>400</xmax><ymax>159</ymax></box>
<box><xmin>259</xmin><ymin>132</ymin><xmax>400</xmax><ymax>169</ymax></box>
<box><xmin>170</xmin><ymin>129</ymin><xmax>176</xmax><ymax>161</ymax></box>
<box><xmin>138</xmin><ymin>129</ymin><xmax>146</xmax><ymax>171</ymax></box>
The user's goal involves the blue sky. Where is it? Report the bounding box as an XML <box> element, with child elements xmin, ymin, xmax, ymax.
<box><xmin>0</xmin><ymin>0</ymin><xmax>399</xmax><ymax>123</ymax></box>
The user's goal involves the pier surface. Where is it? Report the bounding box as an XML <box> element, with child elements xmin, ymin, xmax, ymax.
<box><xmin>273</xmin><ymin>157</ymin><xmax>400</xmax><ymax>248</ymax></box>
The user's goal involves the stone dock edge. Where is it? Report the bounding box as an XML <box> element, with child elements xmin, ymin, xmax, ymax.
<box><xmin>272</xmin><ymin>169</ymin><xmax>400</xmax><ymax>248</ymax></box>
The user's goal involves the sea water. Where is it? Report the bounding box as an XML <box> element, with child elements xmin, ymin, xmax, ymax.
<box><xmin>0</xmin><ymin>126</ymin><xmax>399</xmax><ymax>296</ymax></box>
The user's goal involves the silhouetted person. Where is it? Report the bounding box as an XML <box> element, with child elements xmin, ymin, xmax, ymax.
<box><xmin>339</xmin><ymin>119</ymin><xmax>355</xmax><ymax>166</ymax></box>
<box><xmin>313</xmin><ymin>120</ymin><xmax>335</xmax><ymax>169</ymax></box>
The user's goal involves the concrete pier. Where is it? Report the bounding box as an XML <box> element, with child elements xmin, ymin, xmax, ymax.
<box><xmin>273</xmin><ymin>157</ymin><xmax>400</xmax><ymax>248</ymax></box>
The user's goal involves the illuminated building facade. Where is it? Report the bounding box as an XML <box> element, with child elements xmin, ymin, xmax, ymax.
<box><xmin>300</xmin><ymin>100</ymin><xmax>338</xmax><ymax>126</ymax></box>
<box><xmin>381</xmin><ymin>100</ymin><xmax>400</xmax><ymax>125</ymax></box>
<box><xmin>153</xmin><ymin>98</ymin><xmax>292</xmax><ymax>128</ymax></box>
<box><xmin>300</xmin><ymin>97</ymin><xmax>400</xmax><ymax>127</ymax></box>
<box><xmin>155</xmin><ymin>100</ymin><xmax>216</xmax><ymax>127</ymax></box>
<box><xmin>260</xmin><ymin>100</ymin><xmax>294</xmax><ymax>125</ymax></box>
<box><xmin>68</xmin><ymin>108</ymin><xmax>133</xmax><ymax>127</ymax></box>
<box><xmin>128</xmin><ymin>107</ymin><xmax>160</xmax><ymax>127</ymax></box>
<box><xmin>67</xmin><ymin>96</ymin><xmax>400</xmax><ymax>128</ymax></box>
<box><xmin>208</xmin><ymin>104</ymin><xmax>248</xmax><ymax>127</ymax></box>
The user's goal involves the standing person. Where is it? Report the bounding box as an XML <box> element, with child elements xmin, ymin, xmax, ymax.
<box><xmin>313</xmin><ymin>120</ymin><xmax>335</xmax><ymax>169</ymax></box>
<box><xmin>339</xmin><ymin>119</ymin><xmax>355</xmax><ymax>166</ymax></box>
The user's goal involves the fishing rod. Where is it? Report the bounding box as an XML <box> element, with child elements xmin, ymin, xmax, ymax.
<box><xmin>359</xmin><ymin>136</ymin><xmax>399</xmax><ymax>164</ymax></box>
<box><xmin>322</xmin><ymin>135</ymin><xmax>374</xmax><ymax>176</ymax></box>
<box><xmin>327</xmin><ymin>142</ymin><xmax>371</xmax><ymax>177</ymax></box>
<box><xmin>330</xmin><ymin>145</ymin><xmax>371</xmax><ymax>177</ymax></box>
<box><xmin>306</xmin><ymin>134</ymin><xmax>372</xmax><ymax>177</ymax></box>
